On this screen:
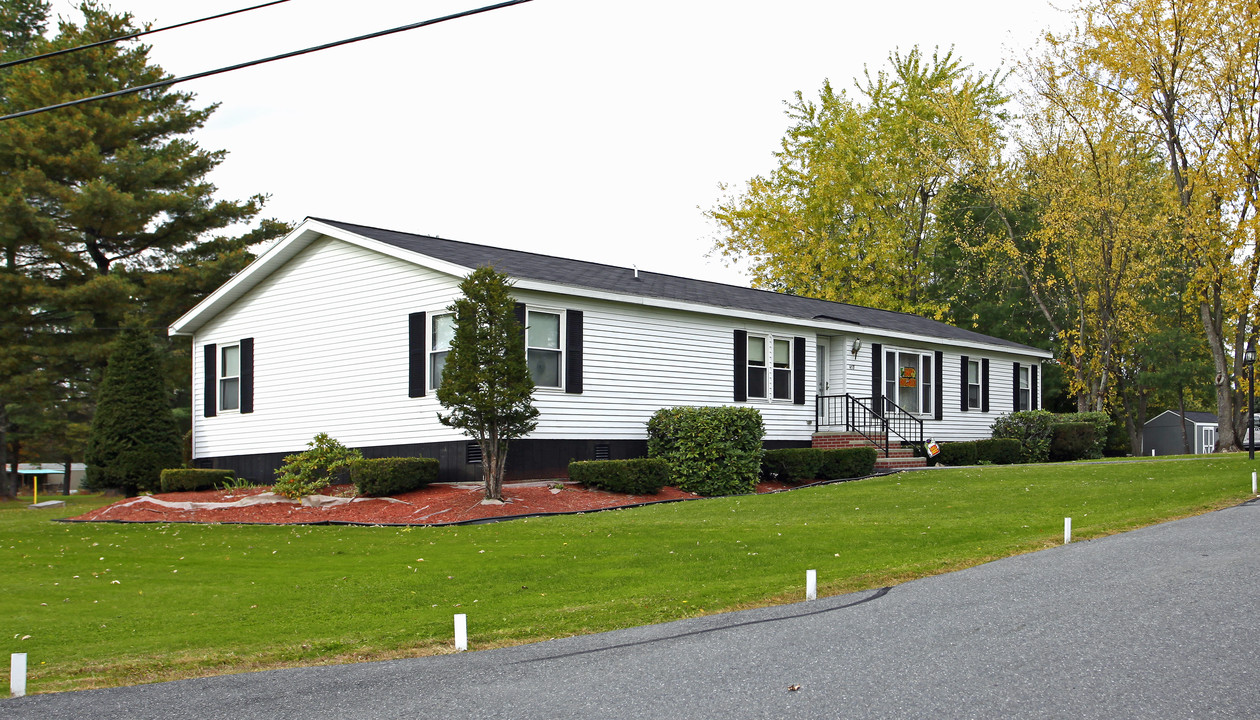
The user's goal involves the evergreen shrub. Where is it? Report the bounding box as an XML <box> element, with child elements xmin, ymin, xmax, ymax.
<box><xmin>568</xmin><ymin>458</ymin><xmax>670</xmax><ymax>494</ymax></box>
<box><xmin>761</xmin><ymin>448</ymin><xmax>824</xmax><ymax>483</ymax></box>
<box><xmin>990</xmin><ymin>410</ymin><xmax>1057</xmax><ymax>463</ymax></box>
<box><xmin>939</xmin><ymin>441</ymin><xmax>979</xmax><ymax>466</ymax></box>
<box><xmin>83</xmin><ymin>329</ymin><xmax>183</xmax><ymax>496</ymax></box>
<box><xmin>350</xmin><ymin>457</ymin><xmax>439</xmax><ymax>496</ymax></box>
<box><xmin>159</xmin><ymin>468</ymin><xmax>236</xmax><ymax>492</ymax></box>
<box><xmin>647</xmin><ymin>406</ymin><xmax>764</xmax><ymax>496</ymax></box>
<box><xmin>1049</xmin><ymin>423</ymin><xmax>1096</xmax><ymax>462</ymax></box>
<box><xmin>974</xmin><ymin>438</ymin><xmax>1022</xmax><ymax>465</ymax></box>
<box><xmin>1055</xmin><ymin>412</ymin><xmax>1110</xmax><ymax>458</ymax></box>
<box><xmin>820</xmin><ymin>447</ymin><xmax>878</xmax><ymax>480</ymax></box>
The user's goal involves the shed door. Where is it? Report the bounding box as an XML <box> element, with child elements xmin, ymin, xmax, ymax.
<box><xmin>1201</xmin><ymin>426</ymin><xmax>1217</xmax><ymax>454</ymax></box>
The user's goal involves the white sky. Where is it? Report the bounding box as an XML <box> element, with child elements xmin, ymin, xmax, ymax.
<box><xmin>44</xmin><ymin>0</ymin><xmax>1072</xmax><ymax>285</ymax></box>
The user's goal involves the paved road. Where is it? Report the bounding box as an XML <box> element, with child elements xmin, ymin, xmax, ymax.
<box><xmin>8</xmin><ymin>500</ymin><xmax>1260</xmax><ymax>719</ymax></box>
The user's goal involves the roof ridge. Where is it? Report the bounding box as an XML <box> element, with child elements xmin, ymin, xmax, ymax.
<box><xmin>312</xmin><ymin>217</ymin><xmax>911</xmax><ymax>317</ymax></box>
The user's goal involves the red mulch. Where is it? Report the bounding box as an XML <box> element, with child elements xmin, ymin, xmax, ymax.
<box><xmin>66</xmin><ymin>480</ymin><xmax>798</xmax><ymax>526</ymax></box>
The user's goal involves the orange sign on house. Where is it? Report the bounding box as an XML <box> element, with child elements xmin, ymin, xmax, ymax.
<box><xmin>899</xmin><ymin>367</ymin><xmax>916</xmax><ymax>388</ymax></box>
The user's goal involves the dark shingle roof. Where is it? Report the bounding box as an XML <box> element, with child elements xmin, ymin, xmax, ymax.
<box><xmin>1182</xmin><ymin>411</ymin><xmax>1219</xmax><ymax>424</ymax></box>
<box><xmin>316</xmin><ymin>218</ymin><xmax>1042</xmax><ymax>353</ymax></box>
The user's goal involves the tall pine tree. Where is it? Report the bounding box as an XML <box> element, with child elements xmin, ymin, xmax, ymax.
<box><xmin>0</xmin><ymin>1</ymin><xmax>288</xmax><ymax>495</ymax></box>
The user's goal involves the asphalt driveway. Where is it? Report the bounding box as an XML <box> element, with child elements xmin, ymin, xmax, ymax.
<box><xmin>7</xmin><ymin>499</ymin><xmax>1259</xmax><ymax>719</ymax></box>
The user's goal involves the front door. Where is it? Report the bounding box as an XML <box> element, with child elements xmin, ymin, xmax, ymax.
<box><xmin>816</xmin><ymin>343</ymin><xmax>829</xmax><ymax>425</ymax></box>
<box><xmin>1202</xmin><ymin>426</ymin><xmax>1217</xmax><ymax>454</ymax></box>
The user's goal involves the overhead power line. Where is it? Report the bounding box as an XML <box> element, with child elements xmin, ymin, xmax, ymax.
<box><xmin>0</xmin><ymin>0</ymin><xmax>533</xmax><ymax>123</ymax></box>
<box><xmin>0</xmin><ymin>0</ymin><xmax>293</xmax><ymax>70</ymax></box>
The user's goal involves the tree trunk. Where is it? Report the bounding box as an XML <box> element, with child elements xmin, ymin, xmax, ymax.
<box><xmin>1177</xmin><ymin>389</ymin><xmax>1190</xmax><ymax>455</ymax></box>
<box><xmin>0</xmin><ymin>405</ymin><xmax>11</xmax><ymax>499</ymax></box>
<box><xmin>63</xmin><ymin>455</ymin><xmax>73</xmax><ymax>496</ymax></box>
<box><xmin>1202</xmin><ymin>300</ymin><xmax>1242</xmax><ymax>452</ymax></box>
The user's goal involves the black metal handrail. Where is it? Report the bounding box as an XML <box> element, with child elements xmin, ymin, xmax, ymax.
<box><xmin>816</xmin><ymin>394</ymin><xmax>924</xmax><ymax>456</ymax></box>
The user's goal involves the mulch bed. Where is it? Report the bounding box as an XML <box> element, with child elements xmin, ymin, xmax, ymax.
<box><xmin>64</xmin><ymin>479</ymin><xmax>798</xmax><ymax>526</ymax></box>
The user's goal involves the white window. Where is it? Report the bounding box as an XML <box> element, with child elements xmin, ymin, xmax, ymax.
<box><xmin>748</xmin><ymin>334</ymin><xmax>792</xmax><ymax>401</ymax></box>
<box><xmin>884</xmin><ymin>348</ymin><xmax>933</xmax><ymax>415</ymax></box>
<box><xmin>1018</xmin><ymin>366</ymin><xmax>1031</xmax><ymax>411</ymax></box>
<box><xmin>430</xmin><ymin>313</ymin><xmax>454</xmax><ymax>389</ymax></box>
<box><xmin>526</xmin><ymin>309</ymin><xmax>562</xmax><ymax>388</ymax></box>
<box><xmin>967</xmin><ymin>359</ymin><xmax>982</xmax><ymax>410</ymax></box>
<box><xmin>748</xmin><ymin>336</ymin><xmax>767</xmax><ymax>399</ymax></box>
<box><xmin>219</xmin><ymin>344</ymin><xmax>240</xmax><ymax>412</ymax></box>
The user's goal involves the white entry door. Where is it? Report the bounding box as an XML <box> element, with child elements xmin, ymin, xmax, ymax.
<box><xmin>816</xmin><ymin>344</ymin><xmax>828</xmax><ymax>397</ymax></box>
<box><xmin>1201</xmin><ymin>426</ymin><xmax>1217</xmax><ymax>454</ymax></box>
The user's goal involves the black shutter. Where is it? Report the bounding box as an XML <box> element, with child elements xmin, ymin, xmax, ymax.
<box><xmin>792</xmin><ymin>336</ymin><xmax>806</xmax><ymax>405</ymax></box>
<box><xmin>934</xmin><ymin>350</ymin><xmax>943</xmax><ymax>421</ymax></box>
<box><xmin>960</xmin><ymin>354</ymin><xmax>969</xmax><ymax>412</ymax></box>
<box><xmin>240</xmin><ymin>338</ymin><xmax>254</xmax><ymax>414</ymax></box>
<box><xmin>566</xmin><ymin>310</ymin><xmax>583</xmax><ymax>394</ymax></box>
<box><xmin>871</xmin><ymin>343</ymin><xmax>883</xmax><ymax>415</ymax></box>
<box><xmin>203</xmin><ymin>343</ymin><xmax>217</xmax><ymax>418</ymax></box>
<box><xmin>1013</xmin><ymin>361</ymin><xmax>1021</xmax><ymax>410</ymax></box>
<box><xmin>408</xmin><ymin>312</ymin><xmax>426</xmax><ymax>398</ymax></box>
<box><xmin>1031</xmin><ymin>365</ymin><xmax>1040</xmax><ymax>410</ymax></box>
<box><xmin>514</xmin><ymin>303</ymin><xmax>527</xmax><ymax>340</ymax></box>
<box><xmin>733</xmin><ymin>330</ymin><xmax>747</xmax><ymax>402</ymax></box>
<box><xmin>982</xmin><ymin>358</ymin><xmax>990</xmax><ymax>412</ymax></box>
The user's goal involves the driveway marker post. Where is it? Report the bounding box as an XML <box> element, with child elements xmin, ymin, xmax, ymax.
<box><xmin>1252</xmin><ymin>471</ymin><xmax>1256</xmax><ymax>495</ymax></box>
<box><xmin>454</xmin><ymin>614</ymin><xmax>468</xmax><ymax>651</ymax></box>
<box><xmin>806</xmin><ymin>569</ymin><xmax>817</xmax><ymax>600</ymax></box>
<box><xmin>11</xmin><ymin>653</ymin><xmax>26</xmax><ymax>697</ymax></box>
<box><xmin>1064</xmin><ymin>517</ymin><xmax>1072</xmax><ymax>544</ymax></box>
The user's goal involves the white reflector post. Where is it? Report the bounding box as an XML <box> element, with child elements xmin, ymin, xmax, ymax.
<box><xmin>806</xmin><ymin>569</ymin><xmax>817</xmax><ymax>601</ymax></box>
<box><xmin>1065</xmin><ymin>517</ymin><xmax>1072</xmax><ymax>544</ymax></box>
<box><xmin>1252</xmin><ymin>471</ymin><xmax>1256</xmax><ymax>495</ymax></box>
<box><xmin>454</xmin><ymin>613</ymin><xmax>468</xmax><ymax>651</ymax></box>
<box><xmin>11</xmin><ymin>653</ymin><xmax>26</xmax><ymax>697</ymax></box>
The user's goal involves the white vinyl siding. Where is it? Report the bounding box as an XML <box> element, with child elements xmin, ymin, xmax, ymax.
<box><xmin>512</xmin><ymin>292</ymin><xmax>815</xmax><ymax>440</ymax></box>
<box><xmin>819</xmin><ymin>334</ymin><xmax>1039</xmax><ymax>442</ymax></box>
<box><xmin>190</xmin><ymin>233</ymin><xmax>1047</xmax><ymax>461</ymax></box>
<box><xmin>192</xmin><ymin>236</ymin><xmax>464</xmax><ymax>460</ymax></box>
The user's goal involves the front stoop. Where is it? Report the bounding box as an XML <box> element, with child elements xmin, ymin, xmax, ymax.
<box><xmin>811</xmin><ymin>431</ymin><xmax>928</xmax><ymax>470</ymax></box>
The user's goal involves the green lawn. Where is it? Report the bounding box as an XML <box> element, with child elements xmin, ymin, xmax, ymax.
<box><xmin>2</xmin><ymin>455</ymin><xmax>1254</xmax><ymax>694</ymax></box>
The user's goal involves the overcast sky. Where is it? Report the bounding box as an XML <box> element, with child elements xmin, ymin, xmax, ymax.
<box><xmin>44</xmin><ymin>0</ymin><xmax>1072</xmax><ymax>285</ymax></box>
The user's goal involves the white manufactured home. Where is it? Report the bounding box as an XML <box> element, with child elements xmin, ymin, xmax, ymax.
<box><xmin>169</xmin><ymin>218</ymin><xmax>1052</xmax><ymax>482</ymax></box>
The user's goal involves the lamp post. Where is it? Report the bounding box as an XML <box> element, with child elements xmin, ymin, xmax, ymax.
<box><xmin>1245</xmin><ymin>339</ymin><xmax>1256</xmax><ymax>461</ymax></box>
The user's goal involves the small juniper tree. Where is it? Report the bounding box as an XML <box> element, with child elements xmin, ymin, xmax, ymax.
<box><xmin>436</xmin><ymin>267</ymin><xmax>539</xmax><ymax>501</ymax></box>
<box><xmin>83</xmin><ymin>328</ymin><xmax>183</xmax><ymax>495</ymax></box>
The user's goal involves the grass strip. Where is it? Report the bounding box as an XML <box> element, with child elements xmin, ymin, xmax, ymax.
<box><xmin>2</xmin><ymin>454</ymin><xmax>1254</xmax><ymax>694</ymax></box>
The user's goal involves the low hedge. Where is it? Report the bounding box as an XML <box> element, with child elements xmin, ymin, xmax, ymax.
<box><xmin>350</xmin><ymin>457</ymin><xmax>439</xmax><ymax>496</ymax></box>
<box><xmin>569</xmin><ymin>458</ymin><xmax>670</xmax><ymax>494</ymax></box>
<box><xmin>160</xmin><ymin>468</ymin><xmax>237</xmax><ymax>492</ymax></box>
<box><xmin>938</xmin><ymin>441</ymin><xmax>979</xmax><ymax>466</ymax></box>
<box><xmin>1049</xmin><ymin>423</ymin><xmax>1096</xmax><ymax>462</ymax></box>
<box><xmin>820</xmin><ymin>447</ymin><xmax>878</xmax><ymax>480</ymax></box>
<box><xmin>975</xmin><ymin>438</ymin><xmax>1022</xmax><ymax>465</ymax></box>
<box><xmin>761</xmin><ymin>448</ymin><xmax>824</xmax><ymax>483</ymax></box>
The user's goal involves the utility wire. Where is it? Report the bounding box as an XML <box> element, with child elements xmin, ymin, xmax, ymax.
<box><xmin>0</xmin><ymin>0</ymin><xmax>533</xmax><ymax>122</ymax></box>
<box><xmin>0</xmin><ymin>0</ymin><xmax>293</xmax><ymax>70</ymax></box>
